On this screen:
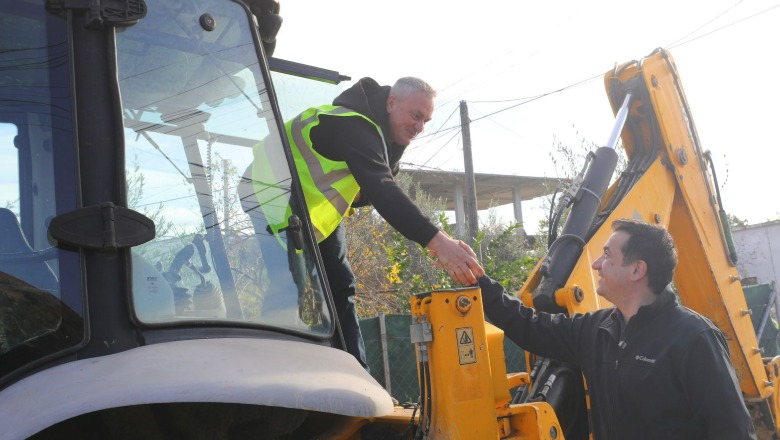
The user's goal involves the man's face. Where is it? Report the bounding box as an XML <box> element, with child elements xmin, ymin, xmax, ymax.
<box><xmin>592</xmin><ymin>230</ymin><xmax>636</xmax><ymax>302</ymax></box>
<box><xmin>386</xmin><ymin>91</ymin><xmax>434</xmax><ymax>146</ymax></box>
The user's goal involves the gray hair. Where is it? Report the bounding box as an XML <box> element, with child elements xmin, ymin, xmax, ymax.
<box><xmin>390</xmin><ymin>77</ymin><xmax>437</xmax><ymax>99</ymax></box>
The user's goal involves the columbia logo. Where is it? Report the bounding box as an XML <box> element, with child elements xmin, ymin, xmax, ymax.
<box><xmin>636</xmin><ymin>355</ymin><xmax>656</xmax><ymax>364</ymax></box>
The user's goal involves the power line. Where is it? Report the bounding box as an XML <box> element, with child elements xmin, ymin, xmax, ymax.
<box><xmin>435</xmin><ymin>46</ymin><xmax>531</xmax><ymax>111</ymax></box>
<box><xmin>409</xmin><ymin>104</ymin><xmax>459</xmax><ymax>148</ymax></box>
<box><xmin>409</xmin><ymin>73</ymin><xmax>603</xmax><ymax>170</ymax></box>
<box><xmin>415</xmin><ymin>2</ymin><xmax>780</xmax><ymax>142</ymax></box>
<box><xmin>467</xmin><ymin>104</ymin><xmax>529</xmax><ymax>142</ymax></box>
<box><xmin>470</xmin><ymin>73</ymin><xmax>602</xmax><ymax>123</ymax></box>
<box><xmin>404</xmin><ymin>2</ymin><xmax>780</xmax><ymax>181</ymax></box>
<box><xmin>416</xmin><ymin>127</ymin><xmax>462</xmax><ymax>170</ymax></box>
<box><xmin>468</xmin><ymin>94</ymin><xmax>547</xmax><ymax>104</ymax></box>
<box><xmin>407</xmin><ymin>104</ymin><xmax>462</xmax><ymax>164</ymax></box>
<box><xmin>399</xmin><ymin>161</ymin><xmax>447</xmax><ymax>172</ymax></box>
<box><xmin>669</xmin><ymin>3</ymin><xmax>780</xmax><ymax>48</ymax></box>
<box><xmin>666</xmin><ymin>0</ymin><xmax>745</xmax><ymax>48</ymax></box>
<box><xmin>426</xmin><ymin>72</ymin><xmax>602</xmax><ymax>137</ymax></box>
<box><xmin>414</xmin><ymin>119</ymin><xmax>462</xmax><ymax>141</ymax></box>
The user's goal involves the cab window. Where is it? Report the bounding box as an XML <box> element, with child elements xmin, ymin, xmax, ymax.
<box><xmin>0</xmin><ymin>0</ymin><xmax>84</xmax><ymax>382</ymax></box>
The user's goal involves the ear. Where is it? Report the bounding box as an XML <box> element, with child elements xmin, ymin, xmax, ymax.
<box><xmin>630</xmin><ymin>260</ymin><xmax>647</xmax><ymax>282</ymax></box>
<box><xmin>386</xmin><ymin>94</ymin><xmax>396</xmax><ymax>113</ymax></box>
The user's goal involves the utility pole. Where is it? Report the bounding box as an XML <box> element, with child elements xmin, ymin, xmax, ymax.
<box><xmin>459</xmin><ymin>101</ymin><xmax>479</xmax><ymax>251</ymax></box>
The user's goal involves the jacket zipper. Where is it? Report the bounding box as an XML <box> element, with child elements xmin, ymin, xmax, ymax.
<box><xmin>611</xmin><ymin>319</ymin><xmax>630</xmax><ymax>439</ymax></box>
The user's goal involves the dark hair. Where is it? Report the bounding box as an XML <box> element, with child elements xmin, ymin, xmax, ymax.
<box><xmin>611</xmin><ymin>218</ymin><xmax>677</xmax><ymax>294</ymax></box>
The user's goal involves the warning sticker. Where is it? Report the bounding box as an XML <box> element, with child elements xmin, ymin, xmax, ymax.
<box><xmin>456</xmin><ymin>327</ymin><xmax>476</xmax><ymax>365</ymax></box>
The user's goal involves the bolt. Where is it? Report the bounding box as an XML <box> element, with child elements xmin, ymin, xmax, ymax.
<box><xmin>677</xmin><ymin>147</ymin><xmax>688</xmax><ymax>165</ymax></box>
<box><xmin>455</xmin><ymin>295</ymin><xmax>472</xmax><ymax>314</ymax></box>
<box><xmin>573</xmin><ymin>286</ymin><xmax>584</xmax><ymax>303</ymax></box>
<box><xmin>200</xmin><ymin>13</ymin><xmax>216</xmax><ymax>31</ymax></box>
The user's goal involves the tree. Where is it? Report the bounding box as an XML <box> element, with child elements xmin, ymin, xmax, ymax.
<box><xmin>728</xmin><ymin>213</ymin><xmax>749</xmax><ymax>230</ymax></box>
<box><xmin>126</xmin><ymin>157</ymin><xmax>178</xmax><ymax>239</ymax></box>
<box><xmin>345</xmin><ymin>173</ymin><xmax>543</xmax><ymax>316</ymax></box>
<box><xmin>343</xmin><ymin>173</ymin><xmax>449</xmax><ymax>315</ymax></box>
<box><xmin>474</xmin><ymin>210</ymin><xmax>544</xmax><ymax>293</ymax></box>
<box><xmin>539</xmin><ymin>131</ymin><xmax>627</xmax><ymax>244</ymax></box>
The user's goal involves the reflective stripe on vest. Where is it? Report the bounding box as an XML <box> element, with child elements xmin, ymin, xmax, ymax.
<box><xmin>250</xmin><ymin>138</ymin><xmax>293</xmax><ymax>249</ymax></box>
<box><xmin>286</xmin><ymin>105</ymin><xmax>387</xmax><ymax>242</ymax></box>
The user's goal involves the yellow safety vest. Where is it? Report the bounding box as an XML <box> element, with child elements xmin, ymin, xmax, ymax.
<box><xmin>284</xmin><ymin>105</ymin><xmax>388</xmax><ymax>242</ymax></box>
<box><xmin>249</xmin><ymin>138</ymin><xmax>294</xmax><ymax>248</ymax></box>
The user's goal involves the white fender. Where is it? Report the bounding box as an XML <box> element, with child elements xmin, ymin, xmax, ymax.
<box><xmin>0</xmin><ymin>338</ymin><xmax>393</xmax><ymax>439</ymax></box>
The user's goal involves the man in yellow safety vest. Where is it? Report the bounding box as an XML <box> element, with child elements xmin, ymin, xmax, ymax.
<box><xmin>271</xmin><ymin>77</ymin><xmax>485</xmax><ymax>369</ymax></box>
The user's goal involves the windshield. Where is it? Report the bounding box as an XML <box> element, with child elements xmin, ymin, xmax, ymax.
<box><xmin>0</xmin><ymin>1</ymin><xmax>84</xmax><ymax>380</ymax></box>
<box><xmin>117</xmin><ymin>0</ymin><xmax>335</xmax><ymax>335</ymax></box>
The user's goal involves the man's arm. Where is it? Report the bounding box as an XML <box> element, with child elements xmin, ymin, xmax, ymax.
<box><xmin>313</xmin><ymin>117</ymin><xmax>437</xmax><ymax>243</ymax></box>
<box><xmin>683</xmin><ymin>330</ymin><xmax>757</xmax><ymax>439</ymax></box>
<box><xmin>477</xmin><ymin>276</ymin><xmax>584</xmax><ymax>363</ymax></box>
<box><xmin>313</xmin><ymin>117</ymin><xmax>484</xmax><ymax>284</ymax></box>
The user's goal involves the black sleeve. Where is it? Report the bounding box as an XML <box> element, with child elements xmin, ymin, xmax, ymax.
<box><xmin>311</xmin><ymin>116</ymin><xmax>439</xmax><ymax>246</ymax></box>
<box><xmin>683</xmin><ymin>330</ymin><xmax>757</xmax><ymax>439</ymax></box>
<box><xmin>478</xmin><ymin>276</ymin><xmax>585</xmax><ymax>364</ymax></box>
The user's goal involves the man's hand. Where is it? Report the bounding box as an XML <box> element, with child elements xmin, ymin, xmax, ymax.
<box><xmin>426</xmin><ymin>231</ymin><xmax>485</xmax><ymax>285</ymax></box>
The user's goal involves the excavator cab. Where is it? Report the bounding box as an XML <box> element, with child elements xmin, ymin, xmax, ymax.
<box><xmin>0</xmin><ymin>1</ymin><xmax>392</xmax><ymax>438</ymax></box>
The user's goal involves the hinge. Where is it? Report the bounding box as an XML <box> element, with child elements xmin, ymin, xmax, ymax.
<box><xmin>49</xmin><ymin>202</ymin><xmax>155</xmax><ymax>252</ymax></box>
<box><xmin>410</xmin><ymin>320</ymin><xmax>433</xmax><ymax>344</ymax></box>
<box><xmin>46</xmin><ymin>0</ymin><xmax>147</xmax><ymax>29</ymax></box>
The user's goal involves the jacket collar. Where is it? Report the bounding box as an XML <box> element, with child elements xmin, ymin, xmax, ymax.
<box><xmin>634</xmin><ymin>286</ymin><xmax>677</xmax><ymax>321</ymax></box>
<box><xmin>599</xmin><ymin>285</ymin><xmax>677</xmax><ymax>339</ymax></box>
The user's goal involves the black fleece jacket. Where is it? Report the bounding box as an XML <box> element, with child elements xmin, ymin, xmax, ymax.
<box><xmin>308</xmin><ymin>78</ymin><xmax>439</xmax><ymax>247</ymax></box>
<box><xmin>478</xmin><ymin>276</ymin><xmax>756</xmax><ymax>440</ymax></box>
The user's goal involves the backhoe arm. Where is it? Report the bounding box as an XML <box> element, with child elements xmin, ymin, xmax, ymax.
<box><xmin>519</xmin><ymin>48</ymin><xmax>777</xmax><ymax>436</ymax></box>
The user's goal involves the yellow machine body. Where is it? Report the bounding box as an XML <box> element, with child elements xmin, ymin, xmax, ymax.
<box><xmin>408</xmin><ymin>288</ymin><xmax>562</xmax><ymax>439</ymax></box>
<box><xmin>514</xmin><ymin>49</ymin><xmax>777</xmax><ymax>436</ymax></box>
<box><xmin>520</xmin><ymin>50</ymin><xmax>770</xmax><ymax>395</ymax></box>
<box><xmin>360</xmin><ymin>48</ymin><xmax>779</xmax><ymax>439</ymax></box>
<box><xmin>320</xmin><ymin>290</ymin><xmax>561</xmax><ymax>439</ymax></box>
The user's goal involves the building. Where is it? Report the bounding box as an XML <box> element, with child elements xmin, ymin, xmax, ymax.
<box><xmin>732</xmin><ymin>220</ymin><xmax>780</xmax><ymax>287</ymax></box>
<box><xmin>401</xmin><ymin>169</ymin><xmax>554</xmax><ymax>236</ymax></box>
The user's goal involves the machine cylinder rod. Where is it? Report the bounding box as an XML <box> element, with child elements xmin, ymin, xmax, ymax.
<box><xmin>605</xmin><ymin>93</ymin><xmax>632</xmax><ymax>150</ymax></box>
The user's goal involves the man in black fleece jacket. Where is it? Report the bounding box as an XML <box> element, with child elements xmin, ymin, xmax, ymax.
<box><xmin>296</xmin><ymin>77</ymin><xmax>484</xmax><ymax>369</ymax></box>
<box><xmin>479</xmin><ymin>219</ymin><xmax>755</xmax><ymax>439</ymax></box>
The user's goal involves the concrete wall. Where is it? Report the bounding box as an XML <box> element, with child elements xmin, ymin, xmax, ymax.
<box><xmin>732</xmin><ymin>220</ymin><xmax>780</xmax><ymax>286</ymax></box>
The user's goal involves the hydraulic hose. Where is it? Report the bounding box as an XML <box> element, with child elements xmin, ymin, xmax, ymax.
<box><xmin>534</xmin><ymin>145</ymin><xmax>619</xmax><ymax>312</ymax></box>
<box><xmin>704</xmin><ymin>151</ymin><xmax>738</xmax><ymax>265</ymax></box>
<box><xmin>414</xmin><ymin>358</ymin><xmax>426</xmax><ymax>440</ymax></box>
<box><xmin>533</xmin><ymin>94</ymin><xmax>629</xmax><ymax>313</ymax></box>
<box><xmin>513</xmin><ymin>358</ymin><xmax>543</xmax><ymax>404</ymax></box>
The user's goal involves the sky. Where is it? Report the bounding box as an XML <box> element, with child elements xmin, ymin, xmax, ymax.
<box><xmin>273</xmin><ymin>0</ymin><xmax>780</xmax><ymax>233</ymax></box>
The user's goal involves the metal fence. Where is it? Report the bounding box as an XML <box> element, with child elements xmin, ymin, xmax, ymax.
<box><xmin>743</xmin><ymin>282</ymin><xmax>780</xmax><ymax>357</ymax></box>
<box><xmin>360</xmin><ymin>284</ymin><xmax>779</xmax><ymax>403</ymax></box>
<box><xmin>359</xmin><ymin>313</ymin><xmax>527</xmax><ymax>404</ymax></box>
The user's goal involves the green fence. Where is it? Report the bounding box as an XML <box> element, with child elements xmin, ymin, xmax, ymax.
<box><xmin>743</xmin><ymin>282</ymin><xmax>779</xmax><ymax>357</ymax></box>
<box><xmin>359</xmin><ymin>314</ymin><xmax>526</xmax><ymax>404</ymax></box>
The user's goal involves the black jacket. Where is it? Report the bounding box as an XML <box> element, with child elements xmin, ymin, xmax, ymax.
<box><xmin>478</xmin><ymin>276</ymin><xmax>756</xmax><ymax>440</ymax></box>
<box><xmin>308</xmin><ymin>77</ymin><xmax>439</xmax><ymax>247</ymax></box>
